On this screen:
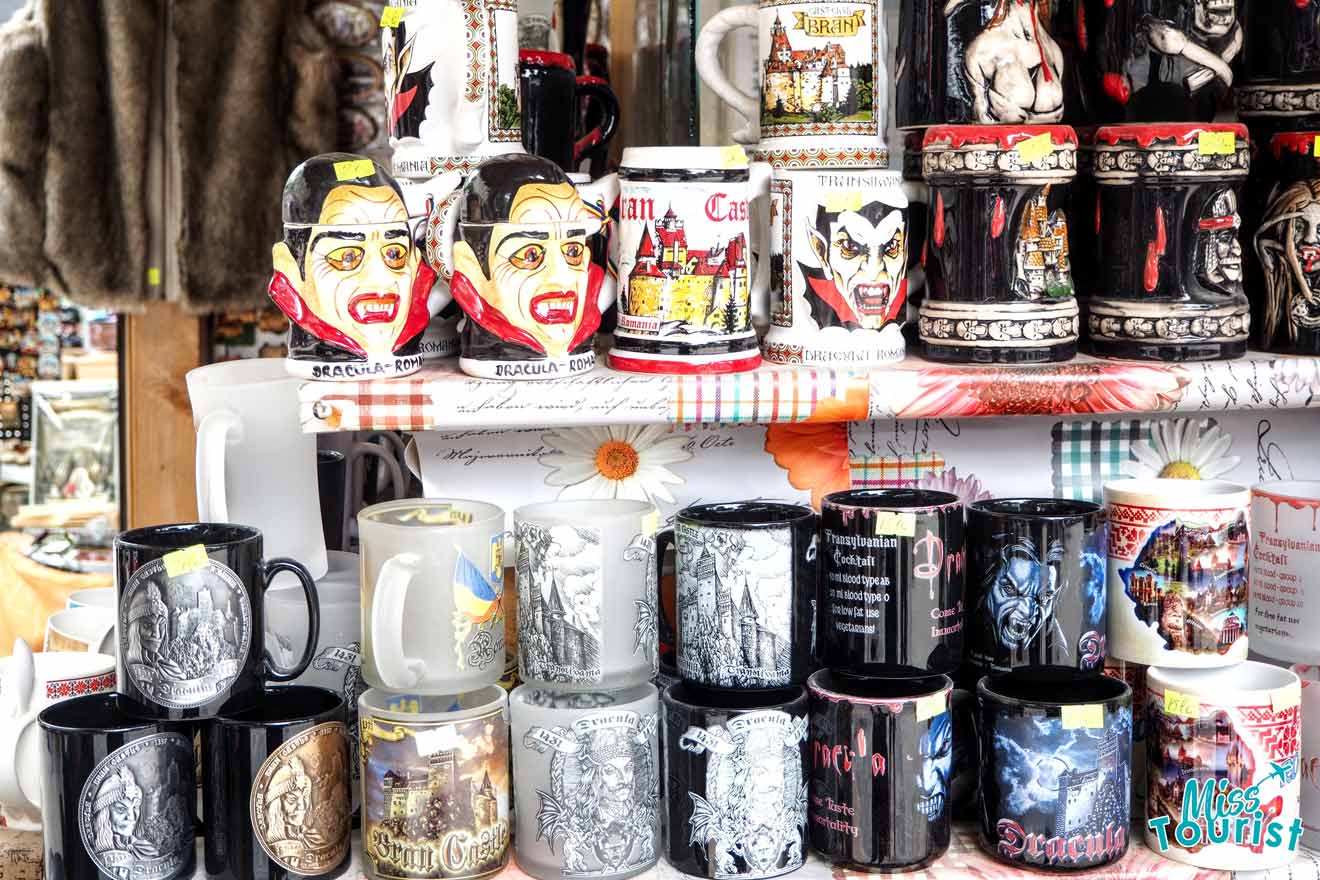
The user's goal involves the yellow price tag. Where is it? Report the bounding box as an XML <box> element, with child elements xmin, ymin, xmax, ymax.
<box><xmin>1014</xmin><ymin>132</ymin><xmax>1053</xmax><ymax>163</ymax></box>
<box><xmin>333</xmin><ymin>158</ymin><xmax>376</xmax><ymax>181</ymax></box>
<box><xmin>916</xmin><ymin>693</ymin><xmax>946</xmax><ymax>723</ymax></box>
<box><xmin>719</xmin><ymin>145</ymin><xmax>747</xmax><ymax>169</ymax></box>
<box><xmin>1313</xmin><ymin>136</ymin><xmax>1320</xmax><ymax>158</ymax></box>
<box><xmin>1163</xmin><ymin>689</ymin><xmax>1201</xmax><ymax>718</ymax></box>
<box><xmin>874</xmin><ymin>511</ymin><xmax>916</xmax><ymax>538</ymax></box>
<box><xmin>1197</xmin><ymin>130</ymin><xmax>1236</xmax><ymax>155</ymax></box>
<box><xmin>824</xmin><ymin>191</ymin><xmax>865</xmax><ymax>213</ymax></box>
<box><xmin>380</xmin><ymin>6</ymin><xmax>405</xmax><ymax>27</ymax></box>
<box><xmin>1061</xmin><ymin>704</ymin><xmax>1104</xmax><ymax>729</ymax></box>
<box><xmin>1273</xmin><ymin>685</ymin><xmax>1302</xmax><ymax>713</ymax></box>
<box><xmin>147</xmin><ymin>267</ymin><xmax>161</xmax><ymax>286</ymax></box>
<box><xmin>162</xmin><ymin>544</ymin><xmax>209</xmax><ymax>579</ymax></box>
<box><xmin>642</xmin><ymin>509</ymin><xmax>660</xmax><ymax>538</ymax></box>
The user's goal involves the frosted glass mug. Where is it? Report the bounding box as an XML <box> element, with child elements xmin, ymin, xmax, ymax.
<box><xmin>186</xmin><ymin>358</ymin><xmax>328</xmax><ymax>579</ymax></box>
<box><xmin>359</xmin><ymin>499</ymin><xmax>506</xmax><ymax>693</ymax></box>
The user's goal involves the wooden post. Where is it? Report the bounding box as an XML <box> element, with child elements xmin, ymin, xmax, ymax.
<box><xmin>121</xmin><ymin>302</ymin><xmax>207</xmax><ymax>528</ymax></box>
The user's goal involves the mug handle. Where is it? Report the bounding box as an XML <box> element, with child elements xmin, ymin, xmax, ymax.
<box><xmin>572</xmin><ymin>76</ymin><xmax>620</xmax><ymax>170</ymax></box>
<box><xmin>0</xmin><ymin>710</ymin><xmax>39</xmax><ymax>812</ymax></box>
<box><xmin>748</xmin><ymin>160</ymin><xmax>774</xmax><ymax>326</ymax></box>
<box><xmin>369</xmin><ymin>553</ymin><xmax>427</xmax><ymax>688</ymax></box>
<box><xmin>423</xmin><ymin>171</ymin><xmax>465</xmax><ymax>286</ymax></box>
<box><xmin>585</xmin><ymin>172</ymin><xmax>621</xmax><ymax>314</ymax></box>
<box><xmin>694</xmin><ymin>5</ymin><xmax>761</xmax><ymax>145</ymax></box>
<box><xmin>262</xmin><ymin>559</ymin><xmax>320</xmax><ymax>682</ymax></box>
<box><xmin>655</xmin><ymin>527</ymin><xmax>677</xmax><ymax>665</ymax></box>
<box><xmin>195</xmin><ymin>409</ymin><xmax>241</xmax><ymax>522</ymax></box>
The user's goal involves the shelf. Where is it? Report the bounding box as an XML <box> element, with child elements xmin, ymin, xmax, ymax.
<box><xmin>298</xmin><ymin>350</ymin><xmax>1320</xmax><ymax>433</ymax></box>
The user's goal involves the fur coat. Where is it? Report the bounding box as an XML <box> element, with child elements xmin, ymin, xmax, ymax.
<box><xmin>0</xmin><ymin>1</ymin><xmax>337</xmax><ymax>312</ymax></box>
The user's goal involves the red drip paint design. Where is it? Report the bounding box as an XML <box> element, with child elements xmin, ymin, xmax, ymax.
<box><xmin>1254</xmin><ymin>490</ymin><xmax>1320</xmax><ymax>531</ymax></box>
<box><xmin>1102</xmin><ymin>73</ymin><xmax>1130</xmax><ymax>105</ymax></box>
<box><xmin>991</xmin><ymin>196</ymin><xmax>1006</xmax><ymax>238</ymax></box>
<box><xmin>1144</xmin><ymin>207</ymin><xmax>1166</xmax><ymax>293</ymax></box>
<box><xmin>1029</xmin><ymin>0</ymin><xmax>1051</xmax><ymax>82</ymax></box>
<box><xmin>923</xmin><ymin>125</ymin><xmax>1078</xmax><ymax>151</ymax></box>
<box><xmin>933</xmin><ymin>192</ymin><xmax>945</xmax><ymax>247</ymax></box>
<box><xmin>1076</xmin><ymin>3</ymin><xmax>1087</xmax><ymax>52</ymax></box>
<box><xmin>1095</xmin><ymin>123</ymin><xmax>1247</xmax><ymax>148</ymax></box>
<box><xmin>1094</xmin><ymin>190</ymin><xmax>1101</xmax><ymax>234</ymax></box>
<box><xmin>1271</xmin><ymin>131</ymin><xmax>1320</xmax><ymax>160</ymax></box>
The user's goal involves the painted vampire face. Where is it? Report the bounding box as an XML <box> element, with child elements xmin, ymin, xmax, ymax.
<box><xmin>1192</xmin><ymin>0</ymin><xmax>1236</xmax><ymax>38</ymax></box>
<box><xmin>1292</xmin><ymin>201</ymin><xmax>1320</xmax><ymax>283</ymax></box>
<box><xmin>286</xmin><ymin>184</ymin><xmax>419</xmax><ymax>356</ymax></box>
<box><xmin>458</xmin><ymin>182</ymin><xmax>597</xmax><ymax>358</ymax></box>
<box><xmin>917</xmin><ymin>714</ymin><xmax>952</xmax><ymax>820</ymax></box>
<box><xmin>989</xmin><ymin>548</ymin><xmax>1061</xmax><ymax>650</ymax></box>
<box><xmin>1198</xmin><ymin>191</ymin><xmax>1243</xmax><ymax>289</ymax></box>
<box><xmin>810</xmin><ymin>207</ymin><xmax>906</xmax><ymax>329</ymax></box>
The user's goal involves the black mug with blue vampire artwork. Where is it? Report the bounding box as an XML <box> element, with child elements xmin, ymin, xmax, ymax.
<box><xmin>966</xmin><ymin>499</ymin><xmax>1107</xmax><ymax>675</ymax></box>
<box><xmin>977</xmin><ymin>669</ymin><xmax>1132</xmax><ymax>871</ymax></box>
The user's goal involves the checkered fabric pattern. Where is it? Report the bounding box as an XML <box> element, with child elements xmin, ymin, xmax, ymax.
<box><xmin>1051</xmin><ymin>420</ymin><xmax>1145</xmax><ymax>502</ymax></box>
<box><xmin>848</xmin><ymin>454</ymin><xmax>948</xmax><ymax>489</ymax></box>
<box><xmin>670</xmin><ymin>369</ymin><xmax>848</xmax><ymax>424</ymax></box>
<box><xmin>305</xmin><ymin>379</ymin><xmax>431</xmax><ymax>432</ymax></box>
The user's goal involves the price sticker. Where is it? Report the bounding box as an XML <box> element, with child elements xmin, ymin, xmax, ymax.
<box><xmin>1197</xmin><ymin>130</ymin><xmax>1236</xmax><ymax>155</ymax></box>
<box><xmin>824</xmin><ymin>191</ymin><xmax>865</xmax><ymax>213</ymax></box>
<box><xmin>333</xmin><ymin>158</ymin><xmax>375</xmax><ymax>181</ymax></box>
<box><xmin>380</xmin><ymin>7</ymin><xmax>405</xmax><ymax>27</ymax></box>
<box><xmin>719</xmin><ymin>145</ymin><xmax>747</xmax><ymax>169</ymax></box>
<box><xmin>642</xmin><ymin>509</ymin><xmax>660</xmax><ymax>538</ymax></box>
<box><xmin>874</xmin><ymin>511</ymin><xmax>916</xmax><ymax>537</ymax></box>
<box><xmin>1273</xmin><ymin>686</ymin><xmax>1302</xmax><ymax>713</ymax></box>
<box><xmin>1313</xmin><ymin>135</ymin><xmax>1320</xmax><ymax>158</ymax></box>
<box><xmin>1062</xmin><ymin>704</ymin><xmax>1104</xmax><ymax>729</ymax></box>
<box><xmin>1163</xmin><ymin>689</ymin><xmax>1200</xmax><ymax>718</ymax></box>
<box><xmin>163</xmin><ymin>544</ymin><xmax>209</xmax><ymax>579</ymax></box>
<box><xmin>1015</xmin><ymin>132</ymin><xmax>1053</xmax><ymax>163</ymax></box>
<box><xmin>147</xmin><ymin>267</ymin><xmax>161</xmax><ymax>286</ymax></box>
<box><xmin>916</xmin><ymin>693</ymin><xmax>946</xmax><ymax>723</ymax></box>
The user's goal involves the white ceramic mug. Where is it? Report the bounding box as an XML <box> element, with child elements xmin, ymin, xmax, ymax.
<box><xmin>695</xmin><ymin>0</ymin><xmax>887</xmax><ymax>168</ymax></box>
<box><xmin>1251</xmin><ymin>481</ymin><xmax>1320</xmax><ymax>664</ymax></box>
<box><xmin>0</xmin><ymin>640</ymin><xmax>116</xmax><ymax>823</ymax></box>
<box><xmin>65</xmin><ymin>588</ymin><xmax>115</xmax><ymax>610</ymax></box>
<box><xmin>359</xmin><ymin>499</ymin><xmax>506</xmax><ymax>693</ymax></box>
<box><xmin>1104</xmin><ymin>478</ymin><xmax>1249</xmax><ymax>668</ymax></box>
<box><xmin>382</xmin><ymin>0</ymin><xmax>525</xmax><ymax>179</ymax></box>
<box><xmin>1146</xmin><ymin>662</ymin><xmax>1301</xmax><ymax>870</ymax></box>
<box><xmin>1295</xmin><ymin>663</ymin><xmax>1320</xmax><ymax>850</ymax></box>
<box><xmin>186</xmin><ymin>358</ymin><xmax>328</xmax><ymax>580</ymax></box>
<box><xmin>43</xmin><ymin>607</ymin><xmax>115</xmax><ymax>655</ymax></box>
<box><xmin>763</xmin><ymin>167</ymin><xmax>908</xmax><ymax>365</ymax></box>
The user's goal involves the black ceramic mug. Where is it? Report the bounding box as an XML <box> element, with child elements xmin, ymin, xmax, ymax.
<box><xmin>819</xmin><ymin>489</ymin><xmax>965</xmax><ymax>676</ymax></box>
<box><xmin>316</xmin><ymin>450</ymin><xmax>347</xmax><ymax>553</ymax></box>
<box><xmin>661</xmin><ymin>683</ymin><xmax>808</xmax><ymax>879</ymax></box>
<box><xmin>807</xmin><ymin>671</ymin><xmax>953</xmax><ymax>871</ymax></box>
<box><xmin>114</xmin><ymin>523</ymin><xmax>320</xmax><ymax>720</ymax></box>
<box><xmin>966</xmin><ymin>499</ymin><xmax>1107</xmax><ymax>675</ymax></box>
<box><xmin>666</xmin><ymin>502</ymin><xmax>817</xmax><ymax>694</ymax></box>
<box><xmin>1242</xmin><ymin>0</ymin><xmax>1320</xmax><ymax>85</ymax></box>
<box><xmin>39</xmin><ymin>693</ymin><xmax>197</xmax><ymax>880</ymax></box>
<box><xmin>519</xmin><ymin>50</ymin><xmax>620</xmax><ymax>173</ymax></box>
<box><xmin>203</xmin><ymin>686</ymin><xmax>352</xmax><ymax>880</ymax></box>
<box><xmin>977</xmin><ymin>668</ymin><xmax>1132</xmax><ymax>870</ymax></box>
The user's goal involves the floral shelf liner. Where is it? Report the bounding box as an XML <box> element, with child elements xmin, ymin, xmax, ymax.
<box><xmin>299</xmin><ymin>351</ymin><xmax>1320</xmax><ymax>433</ymax></box>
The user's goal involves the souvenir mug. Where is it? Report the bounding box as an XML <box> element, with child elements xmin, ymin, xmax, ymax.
<box><xmin>611</xmin><ymin>147</ymin><xmax>769</xmax><ymax>374</ymax></box>
<box><xmin>921</xmin><ymin>125</ymin><xmax>1080</xmax><ymax>363</ymax></box>
<box><xmin>896</xmin><ymin>0</ymin><xmax>1068</xmax><ymax>129</ymax></box>
<box><xmin>819</xmin><ymin>489</ymin><xmax>965</xmax><ymax>676</ymax></box>
<box><xmin>187</xmin><ymin>357</ymin><xmax>328</xmax><ymax>580</ymax></box>
<box><xmin>1104</xmin><ymin>657</ymin><xmax>1149</xmax><ymax>813</ymax></box>
<box><xmin>1250</xmin><ymin>482</ymin><xmax>1320</xmax><ymax>663</ymax></box>
<box><xmin>510</xmin><ymin>682</ymin><xmax>660</xmax><ymax>880</ymax></box>
<box><xmin>1255</xmin><ymin>134</ymin><xmax>1320</xmax><ymax>355</ymax></box>
<box><xmin>114</xmin><ymin>523</ymin><xmax>321</xmax><ymax>720</ymax></box>
<box><xmin>0</xmin><ymin>642</ymin><xmax>116</xmax><ymax>822</ymax></box>
<box><xmin>450</xmin><ymin>154</ymin><xmax>614</xmax><ymax>379</ymax></box>
<box><xmin>695</xmin><ymin>0</ymin><xmax>888</xmax><ymax>168</ymax></box>
<box><xmin>39</xmin><ymin>693</ymin><xmax>197</xmax><ymax>880</ymax></box>
<box><xmin>358</xmin><ymin>687</ymin><xmax>511</xmax><ymax>880</ymax></box>
<box><xmin>359</xmin><ymin>499</ymin><xmax>506</xmax><ymax>693</ymax></box>
<box><xmin>268</xmin><ymin>153</ymin><xmax>439</xmax><ymax>380</ymax></box>
<box><xmin>1076</xmin><ymin>0</ymin><xmax>1243</xmax><ymax>122</ymax></box>
<box><xmin>519</xmin><ymin>50</ymin><xmax>620</xmax><ymax>173</ymax></box>
<box><xmin>44</xmin><ymin>608</ymin><xmax>116</xmax><ymax>655</ymax></box>
<box><xmin>1089</xmin><ymin>124</ymin><xmax>1251</xmax><ymax>361</ymax></box>
<box><xmin>381</xmin><ymin>0</ymin><xmax>524</xmax><ymax>179</ymax></box>
<box><xmin>1242</xmin><ymin>0</ymin><xmax>1320</xmax><ymax>85</ymax></box>
<box><xmin>67</xmin><ymin>589</ymin><xmax>115</xmax><ymax>610</ymax></box>
<box><xmin>965</xmin><ymin>498</ymin><xmax>1107</xmax><ymax>674</ymax></box>
<box><xmin>203</xmin><ymin>687</ymin><xmax>352</xmax><ymax>880</ymax></box>
<box><xmin>1293</xmin><ymin>664</ymin><xmax>1320</xmax><ymax>850</ymax></box>
<box><xmin>1146</xmin><ymin>662</ymin><xmax>1302</xmax><ymax>870</ymax></box>
<box><xmin>977</xmin><ymin>669</ymin><xmax>1132</xmax><ymax>870</ymax></box>
<box><xmin>669</xmin><ymin>502</ymin><xmax>816</xmax><ymax>692</ymax></box>
<box><xmin>515</xmin><ymin>500</ymin><xmax>659</xmax><ymax>689</ymax></box>
<box><xmin>660</xmin><ymin>683</ymin><xmax>809</xmax><ymax>879</ymax></box>
<box><xmin>1104</xmin><ymin>478</ymin><xmax>1249</xmax><ymax>668</ymax></box>
<box><xmin>763</xmin><ymin>168</ymin><xmax>909</xmax><ymax>366</ymax></box>
<box><xmin>807</xmin><ymin>671</ymin><xmax>953</xmax><ymax>871</ymax></box>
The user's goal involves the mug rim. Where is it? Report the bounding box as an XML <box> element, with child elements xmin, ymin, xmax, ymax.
<box><xmin>0</xmin><ymin>650</ymin><xmax>115</xmax><ymax>684</ymax></box>
<box><xmin>516</xmin><ymin>498</ymin><xmax>656</xmax><ymax>522</ymax></box>
<box><xmin>1252</xmin><ymin>480</ymin><xmax>1320</xmax><ymax>505</ymax></box>
<box><xmin>1148</xmin><ymin>661</ymin><xmax>1300</xmax><ymax>705</ymax></box>
<box><xmin>620</xmin><ymin>145</ymin><xmax>750</xmax><ymax>172</ymax></box>
<box><xmin>978</xmin><ymin>667</ymin><xmax>1130</xmax><ymax>709</ymax></box>
<box><xmin>509</xmin><ymin>681</ymin><xmax>656</xmax><ymax>713</ymax></box>
<box><xmin>678</xmin><ymin>500</ymin><xmax>814</xmax><ymax>528</ymax></box>
<box><xmin>823</xmin><ymin>488</ymin><xmax>960</xmax><ymax>512</ymax></box>
<box><xmin>662</xmin><ymin>682</ymin><xmax>805</xmax><ymax>714</ymax></box>
<box><xmin>116</xmin><ymin>522</ymin><xmax>260</xmax><ymax>552</ymax></box>
<box><xmin>1103</xmin><ymin>478</ymin><xmax>1249</xmax><ymax>506</ymax></box>
<box><xmin>807</xmin><ymin>669</ymin><xmax>951</xmax><ymax>704</ymax></box>
<box><xmin>969</xmin><ymin>497</ymin><xmax>1103</xmax><ymax>519</ymax></box>
<box><xmin>186</xmin><ymin>356</ymin><xmax>297</xmax><ymax>390</ymax></box>
<box><xmin>360</xmin><ymin>685</ymin><xmax>508</xmax><ymax>724</ymax></box>
<box><xmin>359</xmin><ymin>498</ymin><xmax>505</xmax><ymax>530</ymax></box>
<box><xmin>215</xmin><ymin>685</ymin><xmax>344</xmax><ymax>729</ymax></box>
<box><xmin>38</xmin><ymin>693</ymin><xmax>158</xmax><ymax>735</ymax></box>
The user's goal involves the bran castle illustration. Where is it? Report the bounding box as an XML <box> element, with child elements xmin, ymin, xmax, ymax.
<box><xmin>382</xmin><ymin>750</ymin><xmax>498</xmax><ymax>826</ymax></box>
<box><xmin>763</xmin><ymin>14</ymin><xmax>852</xmax><ymax>116</ymax></box>
<box><xmin>693</xmin><ymin>547</ymin><xmax>781</xmax><ymax>673</ymax></box>
<box><xmin>1053</xmin><ymin>729</ymin><xmax>1126</xmax><ymax>838</ymax></box>
<box><xmin>627</xmin><ymin>207</ymin><xmax>749</xmax><ymax>329</ymax></box>
<box><xmin>526</xmin><ymin>577</ymin><xmax>600</xmax><ymax>668</ymax></box>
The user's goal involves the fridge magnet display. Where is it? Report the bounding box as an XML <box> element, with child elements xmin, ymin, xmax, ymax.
<box><xmin>358</xmin><ymin>688</ymin><xmax>511</xmax><ymax>880</ymax></box>
<box><xmin>1145</xmin><ymin>662</ymin><xmax>1303</xmax><ymax>871</ymax></box>
<box><xmin>1255</xmin><ymin>133</ymin><xmax>1320</xmax><ymax>355</ymax></box>
<box><xmin>1104</xmin><ymin>479</ymin><xmax>1249</xmax><ymax>667</ymax></box>
<box><xmin>450</xmin><ymin>155</ymin><xmax>611</xmax><ymax>379</ymax></box>
<box><xmin>660</xmin><ymin>684</ymin><xmax>808</xmax><ymax>879</ymax></box>
<box><xmin>806</xmin><ymin>671</ymin><xmax>953</xmax><ymax>871</ymax></box>
<box><xmin>763</xmin><ymin>168</ymin><xmax>909</xmax><ymax>366</ymax></box>
<box><xmin>270</xmin><ymin>153</ymin><xmax>437</xmax><ymax>380</ymax></box>
<box><xmin>977</xmin><ymin>669</ymin><xmax>1133</xmax><ymax>870</ymax></box>
<box><xmin>966</xmin><ymin>499</ymin><xmax>1107</xmax><ymax>673</ymax></box>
